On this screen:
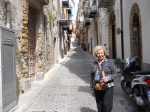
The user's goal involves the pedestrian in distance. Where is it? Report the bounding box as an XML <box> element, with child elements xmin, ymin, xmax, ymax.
<box><xmin>90</xmin><ymin>45</ymin><xmax>118</xmax><ymax>112</ymax></box>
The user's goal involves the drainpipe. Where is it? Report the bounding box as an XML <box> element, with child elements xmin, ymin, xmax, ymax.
<box><xmin>120</xmin><ymin>0</ymin><xmax>124</xmax><ymax>59</ymax></box>
<box><xmin>120</xmin><ymin>0</ymin><xmax>124</xmax><ymax>74</ymax></box>
<box><xmin>6</xmin><ymin>0</ymin><xmax>11</xmax><ymax>28</ymax></box>
<box><xmin>44</xmin><ymin>16</ymin><xmax>47</xmax><ymax>73</ymax></box>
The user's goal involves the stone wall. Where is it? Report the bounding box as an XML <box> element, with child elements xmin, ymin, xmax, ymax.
<box><xmin>11</xmin><ymin>0</ymin><xmax>23</xmax><ymax>79</ymax></box>
<box><xmin>0</xmin><ymin>0</ymin><xmax>24</xmax><ymax>95</ymax></box>
<box><xmin>43</xmin><ymin>0</ymin><xmax>59</xmax><ymax>72</ymax></box>
<box><xmin>21</xmin><ymin>0</ymin><xmax>29</xmax><ymax>78</ymax></box>
<box><xmin>0</xmin><ymin>0</ymin><xmax>59</xmax><ymax>93</ymax></box>
<box><xmin>36</xmin><ymin>14</ymin><xmax>44</xmax><ymax>73</ymax></box>
<box><xmin>0</xmin><ymin>0</ymin><xmax>5</xmax><ymax>26</ymax></box>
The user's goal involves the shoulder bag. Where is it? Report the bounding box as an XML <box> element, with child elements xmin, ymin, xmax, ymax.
<box><xmin>94</xmin><ymin>62</ymin><xmax>107</xmax><ymax>91</ymax></box>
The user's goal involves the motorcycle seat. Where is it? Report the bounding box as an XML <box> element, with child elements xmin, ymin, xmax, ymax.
<box><xmin>134</xmin><ymin>71</ymin><xmax>150</xmax><ymax>75</ymax></box>
<box><xmin>132</xmin><ymin>71</ymin><xmax>150</xmax><ymax>79</ymax></box>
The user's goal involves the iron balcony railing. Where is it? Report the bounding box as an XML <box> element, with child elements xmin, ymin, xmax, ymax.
<box><xmin>84</xmin><ymin>18</ymin><xmax>90</xmax><ymax>26</ymax></box>
<box><xmin>66</xmin><ymin>7</ymin><xmax>72</xmax><ymax>14</ymax></box>
<box><xmin>88</xmin><ymin>5</ymin><xmax>97</xmax><ymax>18</ymax></box>
<box><xmin>76</xmin><ymin>20</ymin><xmax>80</xmax><ymax>26</ymax></box>
<box><xmin>98</xmin><ymin>0</ymin><xmax>114</xmax><ymax>8</ymax></box>
<box><xmin>82</xmin><ymin>0</ymin><xmax>90</xmax><ymax>8</ymax></box>
<box><xmin>62</xmin><ymin>0</ymin><xmax>69</xmax><ymax>7</ymax></box>
<box><xmin>80</xmin><ymin>28</ymin><xmax>86</xmax><ymax>34</ymax></box>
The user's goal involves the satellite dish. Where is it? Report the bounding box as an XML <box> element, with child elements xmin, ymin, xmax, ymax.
<box><xmin>116</xmin><ymin>28</ymin><xmax>121</xmax><ymax>35</ymax></box>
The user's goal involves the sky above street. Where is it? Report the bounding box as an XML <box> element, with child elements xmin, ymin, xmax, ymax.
<box><xmin>71</xmin><ymin>0</ymin><xmax>79</xmax><ymax>24</ymax></box>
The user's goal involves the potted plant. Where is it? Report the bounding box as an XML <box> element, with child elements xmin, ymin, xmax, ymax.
<box><xmin>113</xmin><ymin>58</ymin><xmax>122</xmax><ymax>72</ymax></box>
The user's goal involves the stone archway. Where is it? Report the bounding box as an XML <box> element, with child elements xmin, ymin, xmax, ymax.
<box><xmin>108</xmin><ymin>11</ymin><xmax>116</xmax><ymax>59</ymax></box>
<box><xmin>21</xmin><ymin>0</ymin><xmax>45</xmax><ymax>79</ymax></box>
<box><xmin>130</xmin><ymin>3</ymin><xmax>142</xmax><ymax>66</ymax></box>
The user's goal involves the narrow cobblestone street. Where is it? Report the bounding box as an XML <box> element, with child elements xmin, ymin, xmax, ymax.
<box><xmin>15</xmin><ymin>45</ymin><xmax>138</xmax><ymax>112</ymax></box>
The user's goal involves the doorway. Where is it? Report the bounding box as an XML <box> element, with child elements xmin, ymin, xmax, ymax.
<box><xmin>108</xmin><ymin>13</ymin><xmax>116</xmax><ymax>59</ymax></box>
<box><xmin>131</xmin><ymin>13</ymin><xmax>142</xmax><ymax>66</ymax></box>
<box><xmin>28</xmin><ymin>6</ymin><xmax>36</xmax><ymax>76</ymax></box>
<box><xmin>112</xmin><ymin>23</ymin><xmax>116</xmax><ymax>59</ymax></box>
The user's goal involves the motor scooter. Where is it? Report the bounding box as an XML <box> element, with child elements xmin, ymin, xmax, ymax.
<box><xmin>81</xmin><ymin>42</ymin><xmax>86</xmax><ymax>51</ymax></box>
<box><xmin>121</xmin><ymin>56</ymin><xmax>150</xmax><ymax>111</ymax></box>
<box><xmin>83</xmin><ymin>44</ymin><xmax>86</xmax><ymax>51</ymax></box>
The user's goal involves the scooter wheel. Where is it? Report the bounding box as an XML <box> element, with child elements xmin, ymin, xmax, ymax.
<box><xmin>121</xmin><ymin>80</ymin><xmax>130</xmax><ymax>95</ymax></box>
<box><xmin>133</xmin><ymin>88</ymin><xmax>140</xmax><ymax>96</ymax></box>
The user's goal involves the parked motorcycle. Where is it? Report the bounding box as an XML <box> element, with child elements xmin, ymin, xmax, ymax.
<box><xmin>121</xmin><ymin>56</ymin><xmax>150</xmax><ymax>111</ymax></box>
<box><xmin>81</xmin><ymin>42</ymin><xmax>86</xmax><ymax>51</ymax></box>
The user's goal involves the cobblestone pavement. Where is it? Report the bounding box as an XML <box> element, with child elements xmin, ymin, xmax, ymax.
<box><xmin>15</xmin><ymin>45</ymin><xmax>138</xmax><ymax>112</ymax></box>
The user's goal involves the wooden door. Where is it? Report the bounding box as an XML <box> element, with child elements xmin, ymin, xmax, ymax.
<box><xmin>131</xmin><ymin>13</ymin><xmax>142</xmax><ymax>66</ymax></box>
<box><xmin>28</xmin><ymin>6</ymin><xmax>36</xmax><ymax>76</ymax></box>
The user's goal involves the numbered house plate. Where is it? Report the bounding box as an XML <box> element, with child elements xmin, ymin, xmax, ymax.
<box><xmin>147</xmin><ymin>91</ymin><xmax>150</xmax><ymax>101</ymax></box>
<box><xmin>147</xmin><ymin>91</ymin><xmax>150</xmax><ymax>96</ymax></box>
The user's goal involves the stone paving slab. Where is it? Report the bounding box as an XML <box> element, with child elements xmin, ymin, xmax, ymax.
<box><xmin>14</xmin><ymin>46</ymin><xmax>139</xmax><ymax>112</ymax></box>
<box><xmin>27</xmin><ymin>87</ymin><xmax>96</xmax><ymax>112</ymax></box>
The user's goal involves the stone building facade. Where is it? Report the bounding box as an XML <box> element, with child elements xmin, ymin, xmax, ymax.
<box><xmin>0</xmin><ymin>0</ymin><xmax>60</xmax><ymax>94</ymax></box>
<box><xmin>20</xmin><ymin>0</ymin><xmax>58</xmax><ymax>81</ymax></box>
<box><xmin>19</xmin><ymin>0</ymin><xmax>59</xmax><ymax>94</ymax></box>
<box><xmin>0</xmin><ymin>0</ymin><xmax>6</xmax><ymax>26</ymax></box>
<box><xmin>76</xmin><ymin>0</ymin><xmax>150</xmax><ymax>71</ymax></box>
<box><xmin>0</xmin><ymin>0</ymin><xmax>73</xmax><ymax>111</ymax></box>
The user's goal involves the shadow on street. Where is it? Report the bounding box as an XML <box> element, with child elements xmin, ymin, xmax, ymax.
<box><xmin>80</xmin><ymin>107</ymin><xmax>97</xmax><ymax>112</ymax></box>
<box><xmin>60</xmin><ymin>45</ymin><xmax>138</xmax><ymax>112</ymax></box>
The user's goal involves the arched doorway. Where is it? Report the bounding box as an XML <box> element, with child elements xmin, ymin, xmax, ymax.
<box><xmin>108</xmin><ymin>12</ymin><xmax>116</xmax><ymax>59</ymax></box>
<box><xmin>130</xmin><ymin>3</ymin><xmax>142</xmax><ymax>66</ymax></box>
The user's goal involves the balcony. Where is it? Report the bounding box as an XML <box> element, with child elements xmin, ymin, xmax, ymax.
<box><xmin>30</xmin><ymin>0</ymin><xmax>49</xmax><ymax>8</ymax></box>
<box><xmin>38</xmin><ymin>0</ymin><xmax>49</xmax><ymax>5</ymax></box>
<box><xmin>59</xmin><ymin>19</ymin><xmax>69</xmax><ymax>26</ymax></box>
<box><xmin>67</xmin><ymin>29</ymin><xmax>72</xmax><ymax>34</ymax></box>
<box><xmin>62</xmin><ymin>0</ymin><xmax>69</xmax><ymax>7</ymax></box>
<box><xmin>80</xmin><ymin>28</ymin><xmax>86</xmax><ymax>34</ymax></box>
<box><xmin>66</xmin><ymin>7</ymin><xmax>72</xmax><ymax>14</ymax></box>
<box><xmin>84</xmin><ymin>18</ymin><xmax>90</xmax><ymax>26</ymax></box>
<box><xmin>98</xmin><ymin>0</ymin><xmax>114</xmax><ymax>8</ymax></box>
<box><xmin>88</xmin><ymin>5</ymin><xmax>97</xmax><ymax>18</ymax></box>
<box><xmin>76</xmin><ymin>20</ymin><xmax>80</xmax><ymax>26</ymax></box>
<box><xmin>63</xmin><ymin>25</ymin><xmax>69</xmax><ymax>30</ymax></box>
<box><xmin>83</xmin><ymin>0</ymin><xmax>90</xmax><ymax>7</ymax></box>
<box><xmin>62</xmin><ymin>25</ymin><xmax>72</xmax><ymax>34</ymax></box>
<box><xmin>83</xmin><ymin>9</ymin><xmax>87</xmax><ymax>15</ymax></box>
